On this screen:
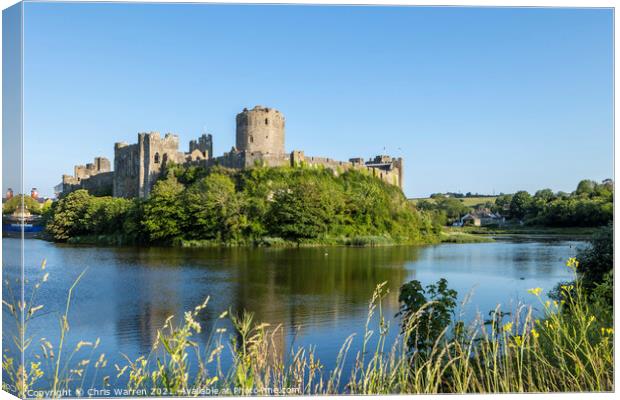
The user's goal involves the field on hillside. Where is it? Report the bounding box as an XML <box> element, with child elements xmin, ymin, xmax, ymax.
<box><xmin>410</xmin><ymin>196</ymin><xmax>497</xmax><ymax>208</ymax></box>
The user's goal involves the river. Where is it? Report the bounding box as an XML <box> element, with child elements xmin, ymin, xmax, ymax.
<box><xmin>2</xmin><ymin>236</ymin><xmax>582</xmax><ymax>391</ymax></box>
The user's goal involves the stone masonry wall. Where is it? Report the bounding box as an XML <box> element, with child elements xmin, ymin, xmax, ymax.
<box><xmin>60</xmin><ymin>106</ymin><xmax>404</xmax><ymax>198</ymax></box>
<box><xmin>139</xmin><ymin>132</ymin><xmax>186</xmax><ymax>198</ymax></box>
<box><xmin>113</xmin><ymin>142</ymin><xmax>140</xmax><ymax>198</ymax></box>
<box><xmin>236</xmin><ymin>106</ymin><xmax>285</xmax><ymax>155</ymax></box>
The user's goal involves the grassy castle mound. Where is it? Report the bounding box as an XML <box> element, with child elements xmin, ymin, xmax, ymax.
<box><xmin>45</xmin><ymin>165</ymin><xmax>442</xmax><ymax>247</ymax></box>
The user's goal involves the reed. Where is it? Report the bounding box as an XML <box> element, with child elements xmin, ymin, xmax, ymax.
<box><xmin>2</xmin><ymin>258</ymin><xmax>613</xmax><ymax>397</ymax></box>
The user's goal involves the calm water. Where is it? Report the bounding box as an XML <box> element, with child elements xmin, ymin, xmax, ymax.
<box><xmin>3</xmin><ymin>237</ymin><xmax>581</xmax><ymax>392</ymax></box>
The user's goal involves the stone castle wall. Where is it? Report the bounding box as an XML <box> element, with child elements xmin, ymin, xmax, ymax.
<box><xmin>112</xmin><ymin>133</ymin><xmax>186</xmax><ymax>198</ymax></box>
<box><xmin>189</xmin><ymin>134</ymin><xmax>212</xmax><ymax>159</ymax></box>
<box><xmin>139</xmin><ymin>132</ymin><xmax>186</xmax><ymax>198</ymax></box>
<box><xmin>236</xmin><ymin>106</ymin><xmax>285</xmax><ymax>155</ymax></box>
<box><xmin>113</xmin><ymin>142</ymin><xmax>140</xmax><ymax>198</ymax></box>
<box><xmin>291</xmin><ymin>150</ymin><xmax>403</xmax><ymax>187</ymax></box>
<box><xmin>60</xmin><ymin>106</ymin><xmax>404</xmax><ymax>199</ymax></box>
<box><xmin>62</xmin><ymin>157</ymin><xmax>113</xmax><ymax>195</ymax></box>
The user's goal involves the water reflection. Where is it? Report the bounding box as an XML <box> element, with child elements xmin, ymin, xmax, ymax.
<box><xmin>3</xmin><ymin>238</ymin><xmax>580</xmax><ymax>390</ymax></box>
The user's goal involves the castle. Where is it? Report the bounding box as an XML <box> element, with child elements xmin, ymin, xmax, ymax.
<box><xmin>59</xmin><ymin>106</ymin><xmax>404</xmax><ymax>198</ymax></box>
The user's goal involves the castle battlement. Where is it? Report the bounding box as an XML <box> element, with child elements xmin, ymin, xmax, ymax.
<box><xmin>58</xmin><ymin>106</ymin><xmax>404</xmax><ymax>198</ymax></box>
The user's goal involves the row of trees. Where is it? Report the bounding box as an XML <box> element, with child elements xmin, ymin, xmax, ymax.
<box><xmin>416</xmin><ymin>197</ymin><xmax>470</xmax><ymax>225</ymax></box>
<box><xmin>46</xmin><ymin>165</ymin><xmax>441</xmax><ymax>245</ymax></box>
<box><xmin>2</xmin><ymin>195</ymin><xmax>51</xmax><ymax>215</ymax></box>
<box><xmin>500</xmin><ymin>179</ymin><xmax>613</xmax><ymax>226</ymax></box>
<box><xmin>417</xmin><ymin>179</ymin><xmax>612</xmax><ymax>228</ymax></box>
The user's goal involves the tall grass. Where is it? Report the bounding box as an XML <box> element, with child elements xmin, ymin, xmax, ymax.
<box><xmin>2</xmin><ymin>258</ymin><xmax>613</xmax><ymax>397</ymax></box>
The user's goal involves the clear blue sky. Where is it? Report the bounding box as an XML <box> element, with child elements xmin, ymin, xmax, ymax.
<box><xmin>12</xmin><ymin>3</ymin><xmax>614</xmax><ymax>198</ymax></box>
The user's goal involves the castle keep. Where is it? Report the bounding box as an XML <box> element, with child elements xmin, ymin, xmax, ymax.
<box><xmin>59</xmin><ymin>106</ymin><xmax>403</xmax><ymax>198</ymax></box>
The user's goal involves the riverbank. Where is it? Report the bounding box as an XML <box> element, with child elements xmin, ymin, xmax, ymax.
<box><xmin>39</xmin><ymin>225</ymin><xmax>597</xmax><ymax>247</ymax></box>
<box><xmin>64</xmin><ymin>233</ymin><xmax>442</xmax><ymax>248</ymax></box>
<box><xmin>451</xmin><ymin>225</ymin><xmax>598</xmax><ymax>237</ymax></box>
<box><xmin>439</xmin><ymin>230</ymin><xmax>494</xmax><ymax>243</ymax></box>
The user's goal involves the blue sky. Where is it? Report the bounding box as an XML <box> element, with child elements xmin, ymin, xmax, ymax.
<box><xmin>12</xmin><ymin>3</ymin><xmax>614</xmax><ymax>198</ymax></box>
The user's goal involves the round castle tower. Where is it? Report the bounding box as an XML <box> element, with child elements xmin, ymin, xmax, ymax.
<box><xmin>236</xmin><ymin>105</ymin><xmax>285</xmax><ymax>154</ymax></box>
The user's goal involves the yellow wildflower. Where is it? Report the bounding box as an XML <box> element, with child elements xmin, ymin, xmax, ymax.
<box><xmin>503</xmin><ymin>322</ymin><xmax>513</xmax><ymax>333</ymax></box>
<box><xmin>601</xmin><ymin>327</ymin><xmax>614</xmax><ymax>336</ymax></box>
<box><xmin>513</xmin><ymin>335</ymin><xmax>523</xmax><ymax>346</ymax></box>
<box><xmin>566</xmin><ymin>257</ymin><xmax>579</xmax><ymax>269</ymax></box>
<box><xmin>531</xmin><ymin>328</ymin><xmax>540</xmax><ymax>339</ymax></box>
<box><xmin>527</xmin><ymin>287</ymin><xmax>543</xmax><ymax>296</ymax></box>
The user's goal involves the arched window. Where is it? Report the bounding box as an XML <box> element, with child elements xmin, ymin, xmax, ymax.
<box><xmin>154</xmin><ymin>152</ymin><xmax>160</xmax><ymax>164</ymax></box>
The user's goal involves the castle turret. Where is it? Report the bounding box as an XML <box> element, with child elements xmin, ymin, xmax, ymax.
<box><xmin>189</xmin><ymin>133</ymin><xmax>213</xmax><ymax>158</ymax></box>
<box><xmin>236</xmin><ymin>106</ymin><xmax>285</xmax><ymax>154</ymax></box>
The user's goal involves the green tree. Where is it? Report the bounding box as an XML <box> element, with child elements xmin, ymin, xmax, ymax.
<box><xmin>397</xmin><ymin>278</ymin><xmax>458</xmax><ymax>356</ymax></box>
<box><xmin>46</xmin><ymin>190</ymin><xmax>92</xmax><ymax>240</ymax></box>
<box><xmin>435</xmin><ymin>197</ymin><xmax>469</xmax><ymax>221</ymax></box>
<box><xmin>142</xmin><ymin>176</ymin><xmax>187</xmax><ymax>244</ymax></box>
<box><xmin>577</xmin><ymin>223</ymin><xmax>613</xmax><ymax>288</ymax></box>
<box><xmin>2</xmin><ymin>195</ymin><xmax>42</xmax><ymax>215</ymax></box>
<box><xmin>267</xmin><ymin>178</ymin><xmax>339</xmax><ymax>240</ymax></box>
<box><xmin>185</xmin><ymin>173</ymin><xmax>246</xmax><ymax>241</ymax></box>
<box><xmin>575</xmin><ymin>179</ymin><xmax>597</xmax><ymax>196</ymax></box>
<box><xmin>534</xmin><ymin>188</ymin><xmax>554</xmax><ymax>201</ymax></box>
<box><xmin>509</xmin><ymin>190</ymin><xmax>532</xmax><ymax>220</ymax></box>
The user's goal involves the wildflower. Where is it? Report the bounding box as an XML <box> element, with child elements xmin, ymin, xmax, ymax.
<box><xmin>184</xmin><ymin>311</ymin><xmax>201</xmax><ymax>333</ymax></box>
<box><xmin>70</xmin><ymin>369</ymin><xmax>84</xmax><ymax>377</ymax></box>
<box><xmin>115</xmin><ymin>365</ymin><xmax>128</xmax><ymax>378</ymax></box>
<box><xmin>601</xmin><ymin>327</ymin><xmax>614</xmax><ymax>336</ymax></box>
<box><xmin>513</xmin><ymin>335</ymin><xmax>523</xmax><ymax>346</ymax></box>
<box><xmin>163</xmin><ymin>315</ymin><xmax>174</xmax><ymax>328</ymax></box>
<box><xmin>194</xmin><ymin>297</ymin><xmax>210</xmax><ymax>312</ymax></box>
<box><xmin>28</xmin><ymin>305</ymin><xmax>44</xmax><ymax>316</ymax></box>
<box><xmin>30</xmin><ymin>362</ymin><xmax>43</xmax><ymax>379</ymax></box>
<box><xmin>256</xmin><ymin>322</ymin><xmax>271</xmax><ymax>330</ymax></box>
<box><xmin>527</xmin><ymin>287</ymin><xmax>543</xmax><ymax>296</ymax></box>
<box><xmin>3</xmin><ymin>300</ymin><xmax>15</xmax><ymax>316</ymax></box>
<box><xmin>531</xmin><ymin>328</ymin><xmax>540</xmax><ymax>339</ymax></box>
<box><xmin>566</xmin><ymin>257</ymin><xmax>579</xmax><ymax>270</ymax></box>
<box><xmin>76</xmin><ymin>341</ymin><xmax>93</xmax><ymax>351</ymax></box>
<box><xmin>95</xmin><ymin>353</ymin><xmax>106</xmax><ymax>368</ymax></box>
<box><xmin>503</xmin><ymin>322</ymin><xmax>513</xmax><ymax>333</ymax></box>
